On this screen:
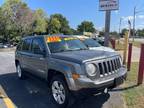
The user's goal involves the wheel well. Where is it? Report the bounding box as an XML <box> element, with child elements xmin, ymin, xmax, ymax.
<box><xmin>47</xmin><ymin>69</ymin><xmax>66</xmax><ymax>85</ymax></box>
<box><xmin>15</xmin><ymin>60</ymin><xmax>19</xmax><ymax>66</ymax></box>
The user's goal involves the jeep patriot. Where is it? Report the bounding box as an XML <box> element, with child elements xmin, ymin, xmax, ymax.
<box><xmin>15</xmin><ymin>35</ymin><xmax>127</xmax><ymax>107</ymax></box>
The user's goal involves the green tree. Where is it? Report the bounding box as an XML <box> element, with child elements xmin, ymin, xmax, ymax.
<box><xmin>48</xmin><ymin>18</ymin><xmax>61</xmax><ymax>34</ymax></box>
<box><xmin>49</xmin><ymin>14</ymin><xmax>71</xmax><ymax>35</ymax></box>
<box><xmin>0</xmin><ymin>0</ymin><xmax>21</xmax><ymax>43</ymax></box>
<box><xmin>33</xmin><ymin>9</ymin><xmax>48</xmax><ymax>35</ymax></box>
<box><xmin>15</xmin><ymin>2</ymin><xmax>35</xmax><ymax>37</ymax></box>
<box><xmin>121</xmin><ymin>28</ymin><xmax>128</xmax><ymax>35</ymax></box>
<box><xmin>110</xmin><ymin>31</ymin><xmax>119</xmax><ymax>36</ymax></box>
<box><xmin>0</xmin><ymin>0</ymin><xmax>35</xmax><ymax>43</ymax></box>
<box><xmin>77</xmin><ymin>21</ymin><xmax>95</xmax><ymax>33</ymax></box>
<box><xmin>0</xmin><ymin>7</ymin><xmax>4</xmax><ymax>42</ymax></box>
<box><xmin>137</xmin><ymin>29</ymin><xmax>144</xmax><ymax>37</ymax></box>
<box><xmin>70</xmin><ymin>28</ymin><xmax>78</xmax><ymax>35</ymax></box>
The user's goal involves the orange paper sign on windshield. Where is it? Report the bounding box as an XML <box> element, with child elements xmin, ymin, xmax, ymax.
<box><xmin>47</xmin><ymin>36</ymin><xmax>61</xmax><ymax>43</ymax></box>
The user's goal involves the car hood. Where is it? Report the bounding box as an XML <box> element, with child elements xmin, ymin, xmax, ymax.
<box><xmin>51</xmin><ymin>50</ymin><xmax>119</xmax><ymax>64</ymax></box>
<box><xmin>89</xmin><ymin>46</ymin><xmax>115</xmax><ymax>52</ymax></box>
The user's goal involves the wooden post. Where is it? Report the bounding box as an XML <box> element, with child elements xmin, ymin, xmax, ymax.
<box><xmin>123</xmin><ymin>32</ymin><xmax>129</xmax><ymax>65</ymax></box>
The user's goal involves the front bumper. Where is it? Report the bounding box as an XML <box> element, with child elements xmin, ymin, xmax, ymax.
<box><xmin>68</xmin><ymin>67</ymin><xmax>127</xmax><ymax>91</ymax></box>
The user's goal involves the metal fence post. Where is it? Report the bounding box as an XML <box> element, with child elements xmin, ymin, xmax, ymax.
<box><xmin>110</xmin><ymin>39</ymin><xmax>116</xmax><ymax>49</ymax></box>
<box><xmin>127</xmin><ymin>43</ymin><xmax>133</xmax><ymax>71</ymax></box>
<box><xmin>137</xmin><ymin>44</ymin><xmax>144</xmax><ymax>85</ymax></box>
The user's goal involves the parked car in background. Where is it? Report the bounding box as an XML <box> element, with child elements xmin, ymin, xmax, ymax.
<box><xmin>0</xmin><ymin>43</ymin><xmax>3</xmax><ymax>48</ymax></box>
<box><xmin>74</xmin><ymin>36</ymin><xmax>114</xmax><ymax>52</ymax></box>
<box><xmin>82</xmin><ymin>38</ymin><xmax>115</xmax><ymax>52</ymax></box>
<box><xmin>93</xmin><ymin>37</ymin><xmax>105</xmax><ymax>46</ymax></box>
<box><xmin>0</xmin><ymin>43</ymin><xmax>8</xmax><ymax>48</ymax></box>
<box><xmin>0</xmin><ymin>43</ymin><xmax>14</xmax><ymax>48</ymax></box>
<box><xmin>15</xmin><ymin>35</ymin><xmax>127</xmax><ymax>108</ymax></box>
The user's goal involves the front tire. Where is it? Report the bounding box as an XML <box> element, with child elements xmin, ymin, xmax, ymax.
<box><xmin>50</xmin><ymin>75</ymin><xmax>70</xmax><ymax>108</ymax></box>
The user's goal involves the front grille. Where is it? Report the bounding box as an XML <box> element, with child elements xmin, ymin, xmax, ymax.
<box><xmin>98</xmin><ymin>57</ymin><xmax>121</xmax><ymax>77</ymax></box>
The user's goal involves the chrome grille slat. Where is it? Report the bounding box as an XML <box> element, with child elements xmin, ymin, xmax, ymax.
<box><xmin>98</xmin><ymin>57</ymin><xmax>121</xmax><ymax>77</ymax></box>
<box><xmin>112</xmin><ymin>59</ymin><xmax>116</xmax><ymax>71</ymax></box>
<box><xmin>107</xmin><ymin>61</ymin><xmax>112</xmax><ymax>74</ymax></box>
<box><xmin>114</xmin><ymin>59</ymin><xmax>118</xmax><ymax>70</ymax></box>
<box><xmin>101</xmin><ymin>64</ymin><xmax>105</xmax><ymax>77</ymax></box>
<box><xmin>103</xmin><ymin>62</ymin><xmax>108</xmax><ymax>75</ymax></box>
<box><xmin>116</xmin><ymin>58</ymin><xmax>119</xmax><ymax>68</ymax></box>
<box><xmin>117</xmin><ymin>58</ymin><xmax>121</xmax><ymax>68</ymax></box>
<box><xmin>111</xmin><ymin>60</ymin><xmax>114</xmax><ymax>72</ymax></box>
<box><xmin>98</xmin><ymin>63</ymin><xmax>104</xmax><ymax>76</ymax></box>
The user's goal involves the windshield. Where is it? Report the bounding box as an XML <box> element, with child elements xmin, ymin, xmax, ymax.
<box><xmin>47</xmin><ymin>36</ymin><xmax>88</xmax><ymax>53</ymax></box>
<box><xmin>83</xmin><ymin>38</ymin><xmax>101</xmax><ymax>47</ymax></box>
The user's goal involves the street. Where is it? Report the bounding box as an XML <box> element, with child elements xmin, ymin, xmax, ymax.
<box><xmin>129</xmin><ymin>38</ymin><xmax>144</xmax><ymax>43</ymax></box>
<box><xmin>0</xmin><ymin>51</ymin><xmax>125</xmax><ymax>108</ymax></box>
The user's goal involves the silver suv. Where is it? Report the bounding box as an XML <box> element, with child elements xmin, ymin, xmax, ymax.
<box><xmin>15</xmin><ymin>35</ymin><xmax>127</xmax><ymax>108</ymax></box>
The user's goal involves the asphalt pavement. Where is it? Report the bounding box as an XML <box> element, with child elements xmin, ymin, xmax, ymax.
<box><xmin>0</xmin><ymin>51</ymin><xmax>125</xmax><ymax>108</ymax></box>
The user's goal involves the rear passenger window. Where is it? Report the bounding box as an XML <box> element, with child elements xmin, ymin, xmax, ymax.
<box><xmin>31</xmin><ymin>38</ymin><xmax>45</xmax><ymax>55</ymax></box>
<box><xmin>22</xmin><ymin>39</ymin><xmax>32</xmax><ymax>52</ymax></box>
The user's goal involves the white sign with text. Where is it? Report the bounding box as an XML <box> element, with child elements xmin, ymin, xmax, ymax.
<box><xmin>99</xmin><ymin>0</ymin><xmax>119</xmax><ymax>11</ymax></box>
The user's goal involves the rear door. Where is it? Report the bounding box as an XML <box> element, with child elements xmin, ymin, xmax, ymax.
<box><xmin>29</xmin><ymin>37</ymin><xmax>48</xmax><ymax>79</ymax></box>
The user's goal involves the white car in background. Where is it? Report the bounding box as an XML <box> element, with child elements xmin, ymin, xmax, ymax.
<box><xmin>74</xmin><ymin>35</ymin><xmax>115</xmax><ymax>52</ymax></box>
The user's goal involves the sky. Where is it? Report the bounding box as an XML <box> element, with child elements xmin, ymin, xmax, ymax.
<box><xmin>0</xmin><ymin>0</ymin><xmax>144</xmax><ymax>31</ymax></box>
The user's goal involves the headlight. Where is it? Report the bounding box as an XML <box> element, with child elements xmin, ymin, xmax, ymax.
<box><xmin>86</xmin><ymin>64</ymin><xmax>97</xmax><ymax>77</ymax></box>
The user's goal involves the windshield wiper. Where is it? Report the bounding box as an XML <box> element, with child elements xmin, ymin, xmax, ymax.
<box><xmin>53</xmin><ymin>48</ymin><xmax>88</xmax><ymax>53</ymax></box>
<box><xmin>53</xmin><ymin>49</ymin><xmax>67</xmax><ymax>53</ymax></box>
<box><xmin>74</xmin><ymin>48</ymin><xmax>88</xmax><ymax>51</ymax></box>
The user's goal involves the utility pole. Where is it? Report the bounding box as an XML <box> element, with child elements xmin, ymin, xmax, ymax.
<box><xmin>118</xmin><ymin>17</ymin><xmax>122</xmax><ymax>44</ymax></box>
<box><xmin>133</xmin><ymin>6</ymin><xmax>136</xmax><ymax>42</ymax></box>
<box><xmin>133</xmin><ymin>6</ymin><xmax>144</xmax><ymax>41</ymax></box>
<box><xmin>104</xmin><ymin>10</ymin><xmax>111</xmax><ymax>46</ymax></box>
<box><xmin>99</xmin><ymin>0</ymin><xmax>118</xmax><ymax>46</ymax></box>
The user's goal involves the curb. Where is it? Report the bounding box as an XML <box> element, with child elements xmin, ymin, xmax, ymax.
<box><xmin>0</xmin><ymin>85</ymin><xmax>16</xmax><ymax>108</ymax></box>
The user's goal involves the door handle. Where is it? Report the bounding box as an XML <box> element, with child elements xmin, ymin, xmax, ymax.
<box><xmin>27</xmin><ymin>55</ymin><xmax>32</xmax><ymax>57</ymax></box>
<box><xmin>39</xmin><ymin>57</ymin><xmax>44</xmax><ymax>60</ymax></box>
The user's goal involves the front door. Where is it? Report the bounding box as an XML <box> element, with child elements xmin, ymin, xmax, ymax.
<box><xmin>29</xmin><ymin>37</ymin><xmax>48</xmax><ymax>79</ymax></box>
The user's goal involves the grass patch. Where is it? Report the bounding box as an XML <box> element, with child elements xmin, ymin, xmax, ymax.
<box><xmin>115</xmin><ymin>40</ymin><xmax>124</xmax><ymax>51</ymax></box>
<box><xmin>122</xmin><ymin>62</ymin><xmax>144</xmax><ymax>108</ymax></box>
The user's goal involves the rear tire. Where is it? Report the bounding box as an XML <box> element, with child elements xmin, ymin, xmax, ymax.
<box><xmin>50</xmin><ymin>75</ymin><xmax>70</xmax><ymax>108</ymax></box>
<box><xmin>16</xmin><ymin>63</ymin><xmax>25</xmax><ymax>79</ymax></box>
